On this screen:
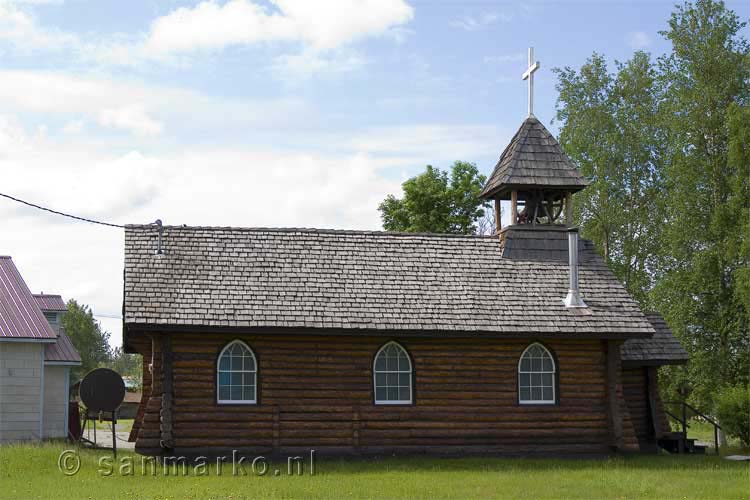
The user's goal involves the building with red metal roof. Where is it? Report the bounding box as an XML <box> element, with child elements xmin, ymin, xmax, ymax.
<box><xmin>0</xmin><ymin>256</ymin><xmax>81</xmax><ymax>442</ymax></box>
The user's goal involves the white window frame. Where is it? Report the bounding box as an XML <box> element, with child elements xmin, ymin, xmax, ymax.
<box><xmin>517</xmin><ymin>342</ymin><xmax>556</xmax><ymax>405</ymax></box>
<box><xmin>216</xmin><ymin>340</ymin><xmax>257</xmax><ymax>405</ymax></box>
<box><xmin>373</xmin><ymin>341</ymin><xmax>413</xmax><ymax>405</ymax></box>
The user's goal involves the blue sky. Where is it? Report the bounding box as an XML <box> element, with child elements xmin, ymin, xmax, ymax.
<box><xmin>1</xmin><ymin>0</ymin><xmax>748</xmax><ymax>346</ymax></box>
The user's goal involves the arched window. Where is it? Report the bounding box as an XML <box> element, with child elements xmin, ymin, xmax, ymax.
<box><xmin>217</xmin><ymin>340</ymin><xmax>257</xmax><ymax>404</ymax></box>
<box><xmin>373</xmin><ymin>342</ymin><xmax>413</xmax><ymax>405</ymax></box>
<box><xmin>518</xmin><ymin>343</ymin><xmax>556</xmax><ymax>404</ymax></box>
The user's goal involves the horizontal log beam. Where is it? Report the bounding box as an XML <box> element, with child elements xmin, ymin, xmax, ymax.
<box><xmin>129</xmin><ymin>333</ymin><xmax>618</xmax><ymax>454</ymax></box>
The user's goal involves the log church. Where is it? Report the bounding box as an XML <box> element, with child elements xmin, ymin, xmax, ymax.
<box><xmin>123</xmin><ymin>49</ymin><xmax>687</xmax><ymax>457</ymax></box>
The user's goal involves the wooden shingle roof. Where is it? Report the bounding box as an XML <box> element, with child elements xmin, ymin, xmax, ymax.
<box><xmin>480</xmin><ymin>116</ymin><xmax>588</xmax><ymax>199</ymax></box>
<box><xmin>123</xmin><ymin>225</ymin><xmax>655</xmax><ymax>339</ymax></box>
<box><xmin>498</xmin><ymin>224</ymin><xmax>583</xmax><ymax>261</ymax></box>
<box><xmin>621</xmin><ymin>312</ymin><xmax>688</xmax><ymax>366</ymax></box>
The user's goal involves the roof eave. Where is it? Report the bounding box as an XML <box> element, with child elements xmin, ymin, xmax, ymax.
<box><xmin>621</xmin><ymin>357</ymin><xmax>689</xmax><ymax>368</ymax></box>
<box><xmin>480</xmin><ymin>181</ymin><xmax>588</xmax><ymax>201</ymax></box>
<box><xmin>0</xmin><ymin>337</ymin><xmax>57</xmax><ymax>343</ymax></box>
<box><xmin>123</xmin><ymin>322</ymin><xmax>654</xmax><ymax>340</ymax></box>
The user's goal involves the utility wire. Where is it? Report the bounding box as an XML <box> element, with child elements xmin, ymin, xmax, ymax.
<box><xmin>0</xmin><ymin>191</ymin><xmax>124</xmax><ymax>228</ymax></box>
<box><xmin>94</xmin><ymin>313</ymin><xmax>123</xmax><ymax>319</ymax></box>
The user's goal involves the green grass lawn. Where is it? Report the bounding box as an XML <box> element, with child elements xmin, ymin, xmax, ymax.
<box><xmin>1</xmin><ymin>443</ymin><xmax>749</xmax><ymax>499</ymax></box>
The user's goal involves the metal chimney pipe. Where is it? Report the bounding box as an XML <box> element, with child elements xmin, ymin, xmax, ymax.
<box><xmin>154</xmin><ymin>219</ymin><xmax>164</xmax><ymax>255</ymax></box>
<box><xmin>563</xmin><ymin>227</ymin><xmax>587</xmax><ymax>308</ymax></box>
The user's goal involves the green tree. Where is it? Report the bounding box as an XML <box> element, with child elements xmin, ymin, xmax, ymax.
<box><xmin>554</xmin><ymin>0</ymin><xmax>749</xmax><ymax>409</ymax></box>
<box><xmin>554</xmin><ymin>51</ymin><xmax>664</xmax><ymax>304</ymax></box>
<box><xmin>109</xmin><ymin>347</ymin><xmax>142</xmax><ymax>390</ymax></box>
<box><xmin>651</xmin><ymin>0</ymin><xmax>750</xmax><ymax>408</ymax></box>
<box><xmin>62</xmin><ymin>299</ymin><xmax>112</xmax><ymax>381</ymax></box>
<box><xmin>728</xmin><ymin>104</ymin><xmax>750</xmax><ymax>321</ymax></box>
<box><xmin>379</xmin><ymin>161</ymin><xmax>490</xmax><ymax>234</ymax></box>
<box><xmin>715</xmin><ymin>384</ymin><xmax>750</xmax><ymax>446</ymax></box>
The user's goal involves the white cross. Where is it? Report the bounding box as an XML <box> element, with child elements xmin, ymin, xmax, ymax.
<box><xmin>522</xmin><ymin>47</ymin><xmax>540</xmax><ymax>117</ymax></box>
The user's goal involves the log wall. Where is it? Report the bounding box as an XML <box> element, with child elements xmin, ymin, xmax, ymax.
<box><xmin>622</xmin><ymin>366</ymin><xmax>671</xmax><ymax>452</ymax></box>
<box><xmin>129</xmin><ymin>332</ymin><xmax>634</xmax><ymax>456</ymax></box>
<box><xmin>622</xmin><ymin>367</ymin><xmax>651</xmax><ymax>448</ymax></box>
<box><xmin>128</xmin><ymin>335</ymin><xmax>151</xmax><ymax>443</ymax></box>
<box><xmin>608</xmin><ymin>343</ymin><xmax>640</xmax><ymax>453</ymax></box>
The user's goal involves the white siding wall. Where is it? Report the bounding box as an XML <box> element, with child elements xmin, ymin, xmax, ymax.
<box><xmin>42</xmin><ymin>365</ymin><xmax>68</xmax><ymax>438</ymax></box>
<box><xmin>0</xmin><ymin>342</ymin><xmax>43</xmax><ymax>442</ymax></box>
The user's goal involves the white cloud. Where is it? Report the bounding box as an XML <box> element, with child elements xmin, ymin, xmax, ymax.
<box><xmin>144</xmin><ymin>0</ymin><xmax>414</xmax><ymax>55</ymax></box>
<box><xmin>0</xmin><ymin>0</ymin><xmax>414</xmax><ymax>74</ymax></box>
<box><xmin>272</xmin><ymin>48</ymin><xmax>367</xmax><ymax>80</ymax></box>
<box><xmin>0</xmin><ymin>70</ymin><xmax>311</xmax><ymax>137</ymax></box>
<box><xmin>0</xmin><ymin>115</ymin><xmax>31</xmax><ymax>152</ymax></box>
<box><xmin>61</xmin><ymin>119</ymin><xmax>85</xmax><ymax>134</ymax></box>
<box><xmin>384</xmin><ymin>26</ymin><xmax>414</xmax><ymax>45</ymax></box>
<box><xmin>626</xmin><ymin>31</ymin><xmax>651</xmax><ymax>50</ymax></box>
<box><xmin>0</xmin><ymin>1</ymin><xmax>76</xmax><ymax>51</ymax></box>
<box><xmin>98</xmin><ymin>106</ymin><xmax>163</xmax><ymax>136</ymax></box>
<box><xmin>451</xmin><ymin>12</ymin><xmax>509</xmax><ymax>31</ymax></box>
<box><xmin>348</xmin><ymin>124</ymin><xmax>507</xmax><ymax>161</ymax></box>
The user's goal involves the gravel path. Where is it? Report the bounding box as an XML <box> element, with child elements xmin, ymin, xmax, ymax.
<box><xmin>81</xmin><ymin>428</ymin><xmax>135</xmax><ymax>450</ymax></box>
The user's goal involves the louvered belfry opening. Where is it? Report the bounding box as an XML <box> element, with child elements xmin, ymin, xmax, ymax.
<box><xmin>480</xmin><ymin>116</ymin><xmax>588</xmax><ymax>232</ymax></box>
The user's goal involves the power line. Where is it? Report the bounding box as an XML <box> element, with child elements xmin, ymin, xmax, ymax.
<box><xmin>94</xmin><ymin>313</ymin><xmax>123</xmax><ymax>319</ymax></box>
<box><xmin>0</xmin><ymin>191</ymin><xmax>124</xmax><ymax>228</ymax></box>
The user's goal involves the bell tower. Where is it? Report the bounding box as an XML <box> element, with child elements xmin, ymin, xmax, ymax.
<box><xmin>480</xmin><ymin>48</ymin><xmax>588</xmax><ymax>230</ymax></box>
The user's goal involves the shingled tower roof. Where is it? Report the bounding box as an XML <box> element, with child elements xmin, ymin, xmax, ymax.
<box><xmin>480</xmin><ymin>116</ymin><xmax>588</xmax><ymax>200</ymax></box>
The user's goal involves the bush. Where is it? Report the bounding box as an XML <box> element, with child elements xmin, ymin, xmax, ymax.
<box><xmin>715</xmin><ymin>385</ymin><xmax>750</xmax><ymax>447</ymax></box>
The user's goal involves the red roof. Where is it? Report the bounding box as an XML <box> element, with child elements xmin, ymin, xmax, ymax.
<box><xmin>0</xmin><ymin>257</ymin><xmax>57</xmax><ymax>340</ymax></box>
<box><xmin>33</xmin><ymin>294</ymin><xmax>67</xmax><ymax>312</ymax></box>
<box><xmin>44</xmin><ymin>330</ymin><xmax>82</xmax><ymax>364</ymax></box>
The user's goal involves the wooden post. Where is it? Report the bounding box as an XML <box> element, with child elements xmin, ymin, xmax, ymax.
<box><xmin>606</xmin><ymin>340</ymin><xmax>623</xmax><ymax>451</ymax></box>
<box><xmin>494</xmin><ymin>198</ymin><xmax>501</xmax><ymax>233</ymax></box>
<box><xmin>565</xmin><ymin>192</ymin><xmax>573</xmax><ymax>225</ymax></box>
<box><xmin>646</xmin><ymin>367</ymin><xmax>663</xmax><ymax>439</ymax></box>
<box><xmin>680</xmin><ymin>403</ymin><xmax>687</xmax><ymax>453</ymax></box>
<box><xmin>714</xmin><ymin>426</ymin><xmax>719</xmax><ymax>455</ymax></box>
<box><xmin>353</xmin><ymin>406</ymin><xmax>360</xmax><ymax>451</ymax></box>
<box><xmin>159</xmin><ymin>335</ymin><xmax>174</xmax><ymax>451</ymax></box>
<box><xmin>112</xmin><ymin>412</ymin><xmax>118</xmax><ymax>459</ymax></box>
<box><xmin>272</xmin><ymin>405</ymin><xmax>280</xmax><ymax>452</ymax></box>
<box><xmin>510</xmin><ymin>191</ymin><xmax>518</xmax><ymax>225</ymax></box>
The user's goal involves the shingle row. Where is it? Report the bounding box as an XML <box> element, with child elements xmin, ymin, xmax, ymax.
<box><xmin>480</xmin><ymin>117</ymin><xmax>589</xmax><ymax>198</ymax></box>
<box><xmin>123</xmin><ymin>225</ymin><xmax>655</xmax><ymax>337</ymax></box>
<box><xmin>621</xmin><ymin>312</ymin><xmax>689</xmax><ymax>365</ymax></box>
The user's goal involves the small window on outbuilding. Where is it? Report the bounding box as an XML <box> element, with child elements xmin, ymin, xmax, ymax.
<box><xmin>373</xmin><ymin>341</ymin><xmax>413</xmax><ymax>405</ymax></box>
<box><xmin>518</xmin><ymin>343</ymin><xmax>556</xmax><ymax>404</ymax></box>
<box><xmin>217</xmin><ymin>340</ymin><xmax>257</xmax><ymax>404</ymax></box>
<box><xmin>43</xmin><ymin>311</ymin><xmax>58</xmax><ymax>327</ymax></box>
